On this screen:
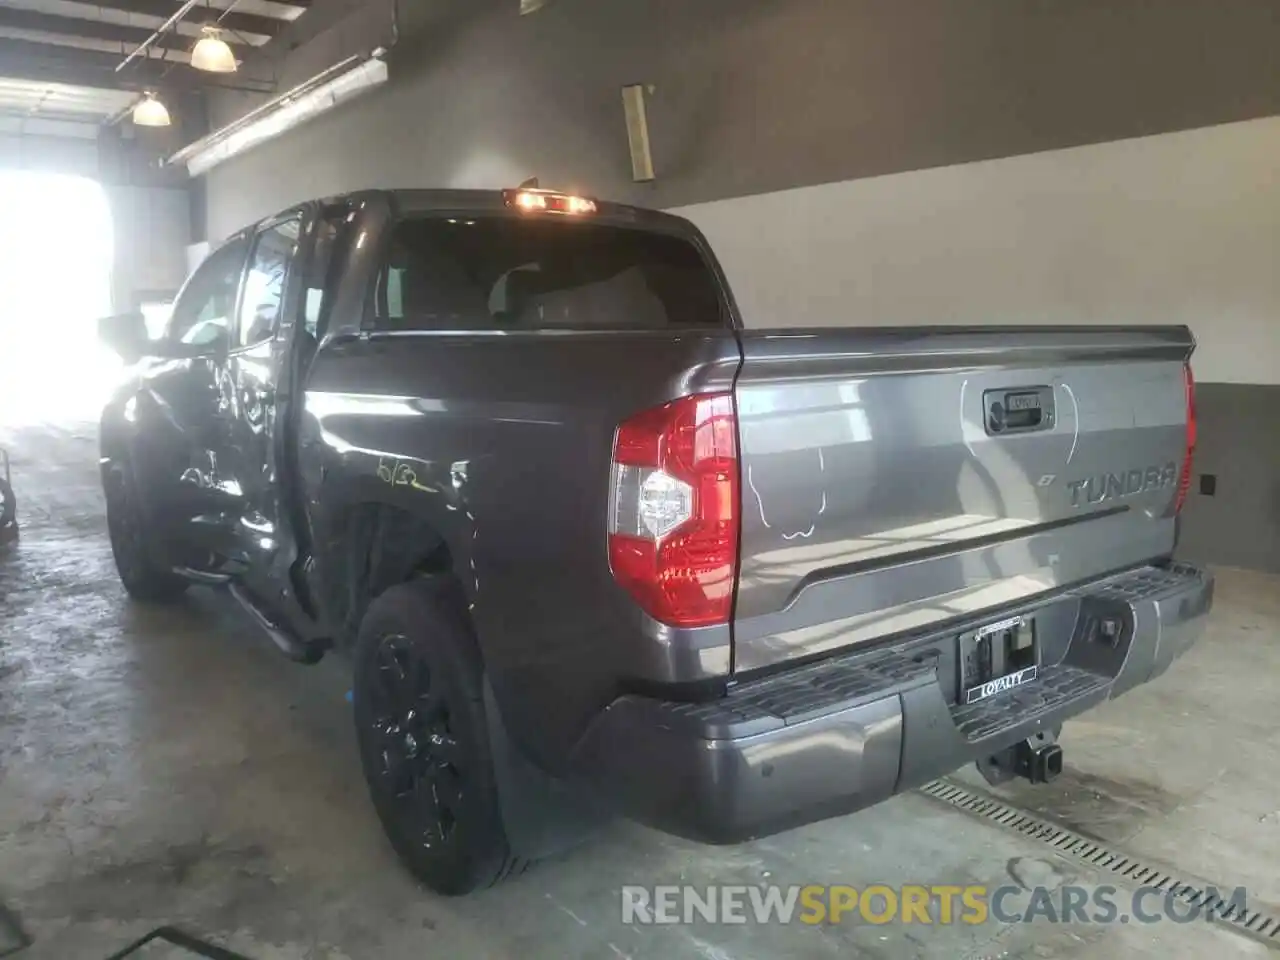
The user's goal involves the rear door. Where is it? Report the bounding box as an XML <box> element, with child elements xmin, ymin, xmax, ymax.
<box><xmin>730</xmin><ymin>326</ymin><xmax>1194</xmax><ymax>674</ymax></box>
<box><xmin>220</xmin><ymin>210</ymin><xmax>310</xmax><ymax>601</ymax></box>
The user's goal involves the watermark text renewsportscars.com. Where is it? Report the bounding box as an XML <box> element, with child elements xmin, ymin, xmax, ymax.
<box><xmin>622</xmin><ymin>884</ymin><xmax>1249</xmax><ymax>926</ymax></box>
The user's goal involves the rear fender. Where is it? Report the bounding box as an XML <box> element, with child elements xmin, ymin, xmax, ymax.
<box><xmin>310</xmin><ymin>466</ymin><xmax>478</xmax><ymax>646</ymax></box>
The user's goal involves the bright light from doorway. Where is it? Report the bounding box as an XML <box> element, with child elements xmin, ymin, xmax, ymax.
<box><xmin>0</xmin><ymin>172</ymin><xmax>116</xmax><ymax>426</ymax></box>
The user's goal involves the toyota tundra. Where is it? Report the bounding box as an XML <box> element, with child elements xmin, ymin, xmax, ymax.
<box><xmin>98</xmin><ymin>186</ymin><xmax>1212</xmax><ymax>895</ymax></box>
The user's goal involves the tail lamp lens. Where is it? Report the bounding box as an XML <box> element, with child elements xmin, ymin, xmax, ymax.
<box><xmin>608</xmin><ymin>393</ymin><xmax>739</xmax><ymax>627</ymax></box>
<box><xmin>1174</xmin><ymin>362</ymin><xmax>1196</xmax><ymax>515</ymax></box>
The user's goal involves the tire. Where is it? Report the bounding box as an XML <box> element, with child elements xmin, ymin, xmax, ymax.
<box><xmin>104</xmin><ymin>462</ymin><xmax>189</xmax><ymax>602</ymax></box>
<box><xmin>352</xmin><ymin>576</ymin><xmax>528</xmax><ymax>895</ymax></box>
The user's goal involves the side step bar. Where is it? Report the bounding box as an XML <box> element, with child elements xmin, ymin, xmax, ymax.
<box><xmin>228</xmin><ymin>582</ymin><xmax>327</xmax><ymax>664</ymax></box>
<box><xmin>172</xmin><ymin>565</ymin><xmax>232</xmax><ymax>585</ymax></box>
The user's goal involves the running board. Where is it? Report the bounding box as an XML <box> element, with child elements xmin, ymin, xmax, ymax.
<box><xmin>228</xmin><ymin>582</ymin><xmax>326</xmax><ymax>664</ymax></box>
<box><xmin>172</xmin><ymin>565</ymin><xmax>232</xmax><ymax>585</ymax></box>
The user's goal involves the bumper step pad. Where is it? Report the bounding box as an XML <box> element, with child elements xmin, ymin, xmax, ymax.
<box><xmin>655</xmin><ymin>648</ymin><xmax>938</xmax><ymax>739</ymax></box>
<box><xmin>949</xmin><ymin>664</ymin><xmax>1108</xmax><ymax>741</ymax></box>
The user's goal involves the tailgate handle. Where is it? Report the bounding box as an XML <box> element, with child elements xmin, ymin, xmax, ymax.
<box><xmin>984</xmin><ymin>386</ymin><xmax>1055</xmax><ymax>435</ymax></box>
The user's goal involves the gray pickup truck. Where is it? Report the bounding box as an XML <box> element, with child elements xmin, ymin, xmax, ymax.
<box><xmin>98</xmin><ymin>186</ymin><xmax>1212</xmax><ymax>895</ymax></box>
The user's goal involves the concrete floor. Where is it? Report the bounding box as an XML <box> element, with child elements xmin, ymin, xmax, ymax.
<box><xmin>0</xmin><ymin>421</ymin><xmax>1276</xmax><ymax>960</ymax></box>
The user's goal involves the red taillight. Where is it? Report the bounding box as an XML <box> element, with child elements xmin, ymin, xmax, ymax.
<box><xmin>608</xmin><ymin>393</ymin><xmax>739</xmax><ymax>627</ymax></box>
<box><xmin>1174</xmin><ymin>362</ymin><xmax>1196</xmax><ymax>515</ymax></box>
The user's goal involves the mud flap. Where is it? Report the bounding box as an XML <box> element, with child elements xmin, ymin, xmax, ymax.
<box><xmin>483</xmin><ymin>678</ymin><xmax>612</xmax><ymax>860</ymax></box>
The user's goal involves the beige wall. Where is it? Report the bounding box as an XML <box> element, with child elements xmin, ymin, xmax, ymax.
<box><xmin>676</xmin><ymin>117</ymin><xmax>1280</xmax><ymax>386</ymax></box>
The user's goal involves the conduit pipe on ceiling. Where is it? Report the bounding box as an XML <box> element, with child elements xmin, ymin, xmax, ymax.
<box><xmin>116</xmin><ymin>0</ymin><xmax>206</xmax><ymax>72</ymax></box>
<box><xmin>167</xmin><ymin>51</ymin><xmax>388</xmax><ymax>177</ymax></box>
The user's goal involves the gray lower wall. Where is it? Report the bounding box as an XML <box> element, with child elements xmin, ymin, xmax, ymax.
<box><xmin>1179</xmin><ymin>384</ymin><xmax>1280</xmax><ymax>574</ymax></box>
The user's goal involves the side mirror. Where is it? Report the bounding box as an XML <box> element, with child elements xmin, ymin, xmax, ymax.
<box><xmin>97</xmin><ymin>311</ymin><xmax>150</xmax><ymax>363</ymax></box>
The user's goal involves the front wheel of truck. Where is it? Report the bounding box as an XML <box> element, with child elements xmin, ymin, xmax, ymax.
<box><xmin>104</xmin><ymin>461</ymin><xmax>190</xmax><ymax>603</ymax></box>
<box><xmin>352</xmin><ymin>576</ymin><xmax>528</xmax><ymax>895</ymax></box>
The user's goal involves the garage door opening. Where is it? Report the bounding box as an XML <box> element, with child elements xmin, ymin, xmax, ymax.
<box><xmin>0</xmin><ymin>171</ymin><xmax>116</xmax><ymax>426</ymax></box>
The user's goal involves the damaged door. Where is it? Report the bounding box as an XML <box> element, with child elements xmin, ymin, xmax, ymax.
<box><xmin>219</xmin><ymin>211</ymin><xmax>310</xmax><ymax>610</ymax></box>
<box><xmin>137</xmin><ymin>234</ymin><xmax>250</xmax><ymax>566</ymax></box>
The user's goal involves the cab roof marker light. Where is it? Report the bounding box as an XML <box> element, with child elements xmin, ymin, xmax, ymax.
<box><xmin>503</xmin><ymin>188</ymin><xmax>598</xmax><ymax>215</ymax></box>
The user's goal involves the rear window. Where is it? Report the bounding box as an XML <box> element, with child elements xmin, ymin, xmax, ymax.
<box><xmin>372</xmin><ymin>216</ymin><xmax>724</xmax><ymax>332</ymax></box>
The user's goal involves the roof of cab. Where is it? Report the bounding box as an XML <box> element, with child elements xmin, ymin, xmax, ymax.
<box><xmin>336</xmin><ymin>187</ymin><xmax>697</xmax><ymax>236</ymax></box>
<box><xmin>230</xmin><ymin>187</ymin><xmax>701</xmax><ymax>245</ymax></box>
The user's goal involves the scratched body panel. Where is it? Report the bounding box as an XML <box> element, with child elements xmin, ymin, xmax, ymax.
<box><xmin>731</xmin><ymin>326</ymin><xmax>1192</xmax><ymax>674</ymax></box>
<box><xmin>296</xmin><ymin>332</ymin><xmax>741</xmax><ymax>771</ymax></box>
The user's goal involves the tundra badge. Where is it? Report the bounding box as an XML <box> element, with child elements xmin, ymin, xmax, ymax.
<box><xmin>1067</xmin><ymin>462</ymin><xmax>1177</xmax><ymax>507</ymax></box>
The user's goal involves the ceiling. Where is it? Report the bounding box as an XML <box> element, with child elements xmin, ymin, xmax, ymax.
<box><xmin>0</xmin><ymin>0</ymin><xmax>311</xmax><ymax>130</ymax></box>
<box><xmin>0</xmin><ymin>76</ymin><xmax>135</xmax><ymax>135</ymax></box>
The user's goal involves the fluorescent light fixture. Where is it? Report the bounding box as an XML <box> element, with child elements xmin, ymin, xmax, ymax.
<box><xmin>170</xmin><ymin>54</ymin><xmax>389</xmax><ymax>177</ymax></box>
<box><xmin>132</xmin><ymin>93</ymin><xmax>171</xmax><ymax>127</ymax></box>
<box><xmin>191</xmin><ymin>26</ymin><xmax>237</xmax><ymax>73</ymax></box>
<box><xmin>520</xmin><ymin>0</ymin><xmax>550</xmax><ymax>12</ymax></box>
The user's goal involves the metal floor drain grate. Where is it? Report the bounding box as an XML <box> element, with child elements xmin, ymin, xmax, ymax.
<box><xmin>920</xmin><ymin>778</ymin><xmax>1280</xmax><ymax>948</ymax></box>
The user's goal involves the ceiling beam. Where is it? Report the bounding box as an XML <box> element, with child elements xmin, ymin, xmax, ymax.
<box><xmin>90</xmin><ymin>0</ymin><xmax>288</xmax><ymax>40</ymax></box>
<box><xmin>0</xmin><ymin>36</ymin><xmax>274</xmax><ymax>92</ymax></box>
<box><xmin>0</xmin><ymin>7</ymin><xmax>257</xmax><ymax>51</ymax></box>
<box><xmin>0</xmin><ymin>106</ymin><xmax>106</xmax><ymax>126</ymax></box>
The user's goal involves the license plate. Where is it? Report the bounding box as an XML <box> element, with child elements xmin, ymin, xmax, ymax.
<box><xmin>960</xmin><ymin>615</ymin><xmax>1039</xmax><ymax>704</ymax></box>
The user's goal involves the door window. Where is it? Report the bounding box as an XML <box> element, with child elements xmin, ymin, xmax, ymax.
<box><xmin>302</xmin><ymin>207</ymin><xmax>356</xmax><ymax>340</ymax></box>
<box><xmin>238</xmin><ymin>217</ymin><xmax>301</xmax><ymax>347</ymax></box>
<box><xmin>166</xmin><ymin>237</ymin><xmax>250</xmax><ymax>349</ymax></box>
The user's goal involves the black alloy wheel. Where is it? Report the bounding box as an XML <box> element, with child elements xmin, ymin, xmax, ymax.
<box><xmin>352</xmin><ymin>577</ymin><xmax>527</xmax><ymax>894</ymax></box>
<box><xmin>365</xmin><ymin>632</ymin><xmax>466</xmax><ymax>852</ymax></box>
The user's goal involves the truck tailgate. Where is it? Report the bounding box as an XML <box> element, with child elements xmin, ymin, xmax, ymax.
<box><xmin>732</xmin><ymin>326</ymin><xmax>1194</xmax><ymax>674</ymax></box>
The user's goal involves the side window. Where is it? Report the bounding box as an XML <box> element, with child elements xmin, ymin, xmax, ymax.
<box><xmin>238</xmin><ymin>217</ymin><xmax>301</xmax><ymax>347</ymax></box>
<box><xmin>167</xmin><ymin>237</ymin><xmax>250</xmax><ymax>349</ymax></box>
<box><xmin>302</xmin><ymin>206</ymin><xmax>356</xmax><ymax>340</ymax></box>
<box><xmin>383</xmin><ymin>266</ymin><xmax>405</xmax><ymax>320</ymax></box>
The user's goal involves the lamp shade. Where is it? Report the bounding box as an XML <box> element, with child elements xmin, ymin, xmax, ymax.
<box><xmin>191</xmin><ymin>26</ymin><xmax>237</xmax><ymax>73</ymax></box>
<box><xmin>132</xmin><ymin>94</ymin><xmax>171</xmax><ymax>127</ymax></box>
